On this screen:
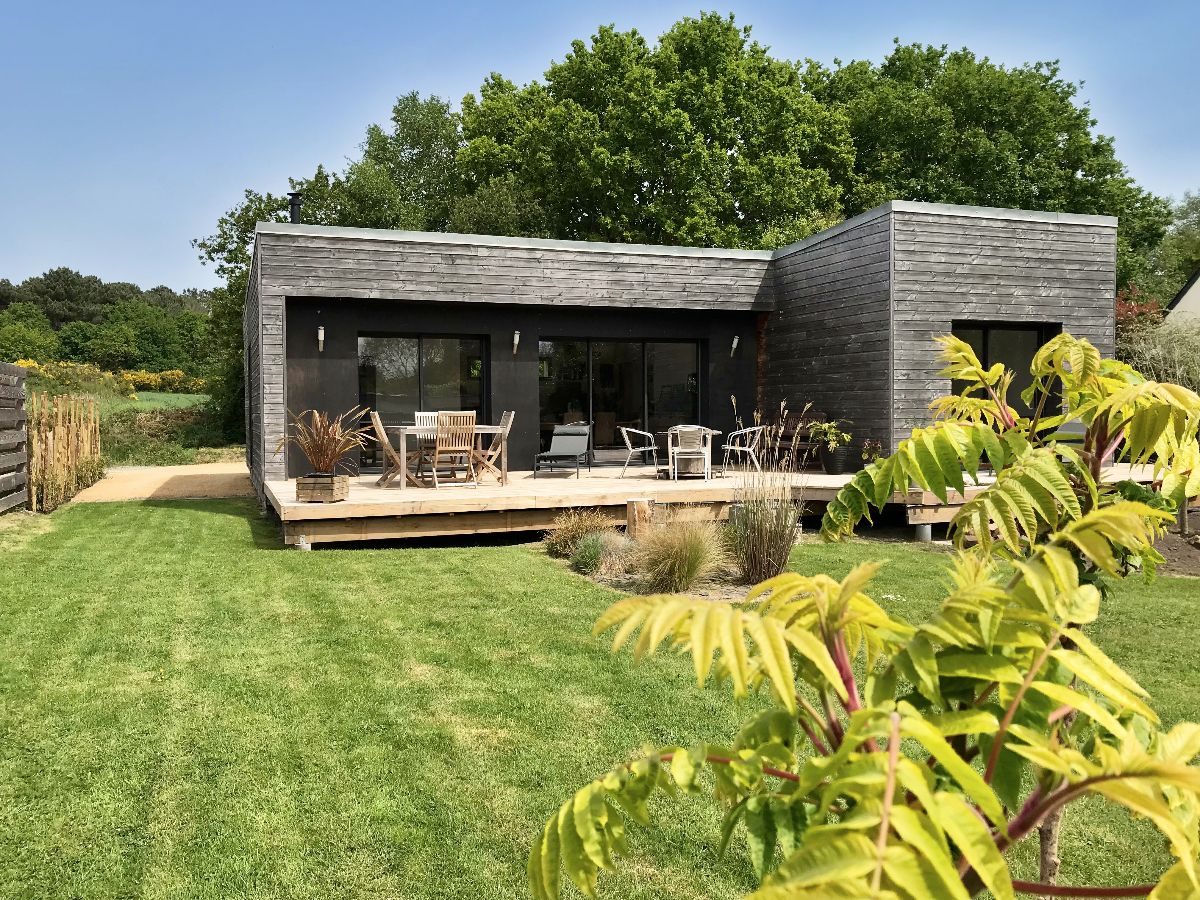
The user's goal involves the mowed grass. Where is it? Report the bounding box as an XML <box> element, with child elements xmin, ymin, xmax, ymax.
<box><xmin>0</xmin><ymin>503</ymin><xmax>1196</xmax><ymax>898</ymax></box>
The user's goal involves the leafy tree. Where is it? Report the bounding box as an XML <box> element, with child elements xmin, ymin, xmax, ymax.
<box><xmin>804</xmin><ymin>41</ymin><xmax>1172</xmax><ymax>287</ymax></box>
<box><xmin>0</xmin><ymin>302</ymin><xmax>59</xmax><ymax>362</ymax></box>
<box><xmin>0</xmin><ymin>301</ymin><xmax>54</xmax><ymax>332</ymax></box>
<box><xmin>56</xmin><ymin>320</ymin><xmax>98</xmax><ymax>363</ymax></box>
<box><xmin>1133</xmin><ymin>191</ymin><xmax>1200</xmax><ymax>303</ymax></box>
<box><xmin>460</xmin><ymin>13</ymin><xmax>858</xmax><ymax>248</ymax></box>
<box><xmin>532</xmin><ymin>333</ymin><xmax>1200</xmax><ymax>898</ymax></box>
<box><xmin>84</xmin><ymin>323</ymin><xmax>140</xmax><ymax>371</ymax></box>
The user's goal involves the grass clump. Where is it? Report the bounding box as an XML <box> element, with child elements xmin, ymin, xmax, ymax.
<box><xmin>571</xmin><ymin>531</ymin><xmax>633</xmax><ymax>578</ymax></box>
<box><xmin>634</xmin><ymin>519</ymin><xmax>729</xmax><ymax>593</ymax></box>
<box><xmin>544</xmin><ymin>508</ymin><xmax>613</xmax><ymax>559</ymax></box>
<box><xmin>725</xmin><ymin>468</ymin><xmax>805</xmax><ymax>583</ymax></box>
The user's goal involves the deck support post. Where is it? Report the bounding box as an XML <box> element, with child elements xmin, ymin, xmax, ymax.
<box><xmin>913</xmin><ymin>523</ymin><xmax>932</xmax><ymax>543</ymax></box>
<box><xmin>627</xmin><ymin>498</ymin><xmax>655</xmax><ymax>539</ymax></box>
<box><xmin>295</xmin><ymin>534</ymin><xmax>312</xmax><ymax>551</ymax></box>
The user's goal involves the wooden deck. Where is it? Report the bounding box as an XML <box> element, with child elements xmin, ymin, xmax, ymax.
<box><xmin>263</xmin><ymin>463</ymin><xmax>1154</xmax><ymax>546</ymax></box>
<box><xmin>264</xmin><ymin>467</ymin><xmax>881</xmax><ymax>546</ymax></box>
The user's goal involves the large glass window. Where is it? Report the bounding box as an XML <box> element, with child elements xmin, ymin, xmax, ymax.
<box><xmin>952</xmin><ymin>323</ymin><xmax>1058</xmax><ymax>417</ymax></box>
<box><xmin>359</xmin><ymin>335</ymin><xmax>485</xmax><ymax>466</ymax></box>
<box><xmin>538</xmin><ymin>339</ymin><xmax>700</xmax><ymax>457</ymax></box>
<box><xmin>646</xmin><ymin>341</ymin><xmax>699</xmax><ymax>437</ymax></box>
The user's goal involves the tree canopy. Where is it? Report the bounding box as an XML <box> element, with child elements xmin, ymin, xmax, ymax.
<box><xmin>195</xmin><ymin>12</ymin><xmax>1181</xmax><ymax>433</ymax></box>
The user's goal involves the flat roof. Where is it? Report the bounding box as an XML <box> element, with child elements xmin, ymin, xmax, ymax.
<box><xmin>256</xmin><ymin>199</ymin><xmax>1118</xmax><ymax>262</ymax></box>
<box><xmin>254</xmin><ymin>222</ymin><xmax>774</xmax><ymax>261</ymax></box>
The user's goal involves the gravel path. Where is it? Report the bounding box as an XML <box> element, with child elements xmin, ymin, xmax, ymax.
<box><xmin>73</xmin><ymin>463</ymin><xmax>253</xmax><ymax>502</ymax></box>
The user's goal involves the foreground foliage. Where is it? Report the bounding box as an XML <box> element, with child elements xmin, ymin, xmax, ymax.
<box><xmin>532</xmin><ymin>334</ymin><xmax>1200</xmax><ymax>899</ymax></box>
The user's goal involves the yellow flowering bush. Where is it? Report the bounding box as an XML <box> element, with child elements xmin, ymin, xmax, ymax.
<box><xmin>16</xmin><ymin>359</ymin><xmax>135</xmax><ymax>397</ymax></box>
<box><xmin>119</xmin><ymin>369</ymin><xmax>206</xmax><ymax>393</ymax></box>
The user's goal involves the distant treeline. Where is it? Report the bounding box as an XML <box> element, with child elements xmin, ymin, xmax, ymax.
<box><xmin>0</xmin><ymin>268</ymin><xmax>212</xmax><ymax>375</ymax></box>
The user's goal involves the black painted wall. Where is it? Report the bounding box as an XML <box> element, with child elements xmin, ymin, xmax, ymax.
<box><xmin>284</xmin><ymin>297</ymin><xmax>757</xmax><ymax>477</ymax></box>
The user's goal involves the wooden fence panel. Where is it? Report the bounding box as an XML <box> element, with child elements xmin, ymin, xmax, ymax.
<box><xmin>0</xmin><ymin>362</ymin><xmax>27</xmax><ymax>515</ymax></box>
<box><xmin>26</xmin><ymin>392</ymin><xmax>102</xmax><ymax>512</ymax></box>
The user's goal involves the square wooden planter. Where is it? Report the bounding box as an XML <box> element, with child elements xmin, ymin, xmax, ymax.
<box><xmin>296</xmin><ymin>474</ymin><xmax>350</xmax><ymax>503</ymax></box>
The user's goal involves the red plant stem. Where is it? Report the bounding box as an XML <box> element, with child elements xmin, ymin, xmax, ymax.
<box><xmin>984</xmin><ymin>631</ymin><xmax>1062</xmax><ymax>783</ymax></box>
<box><xmin>829</xmin><ymin>631</ymin><xmax>881</xmax><ymax>753</ymax></box>
<box><xmin>1011</xmin><ymin>880</ymin><xmax>1153</xmax><ymax>897</ymax></box>
<box><xmin>796</xmin><ymin>712</ymin><xmax>831</xmax><ymax>756</ymax></box>
<box><xmin>796</xmin><ymin>693</ymin><xmax>835</xmax><ymax>754</ymax></box>
<box><xmin>821</xmin><ymin>690</ymin><xmax>846</xmax><ymax>749</ymax></box>
<box><xmin>831</xmin><ymin>632</ymin><xmax>863</xmax><ymax>713</ymax></box>
<box><xmin>871</xmin><ymin>713</ymin><xmax>902</xmax><ymax>892</ymax></box>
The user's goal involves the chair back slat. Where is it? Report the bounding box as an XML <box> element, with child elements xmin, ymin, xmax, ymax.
<box><xmin>674</xmin><ymin>425</ymin><xmax>707</xmax><ymax>451</ymax></box>
<box><xmin>370</xmin><ymin>410</ymin><xmax>390</xmax><ymax>447</ymax></box>
<box><xmin>414</xmin><ymin>411</ymin><xmax>437</xmax><ymax>428</ymax></box>
<box><xmin>435</xmin><ymin>411</ymin><xmax>476</xmax><ymax>454</ymax></box>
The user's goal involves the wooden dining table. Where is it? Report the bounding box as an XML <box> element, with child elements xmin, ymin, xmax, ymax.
<box><xmin>384</xmin><ymin>424</ymin><xmax>509</xmax><ymax>490</ymax></box>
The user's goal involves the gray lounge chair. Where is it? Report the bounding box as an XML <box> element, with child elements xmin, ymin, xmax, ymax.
<box><xmin>534</xmin><ymin>424</ymin><xmax>591</xmax><ymax>478</ymax></box>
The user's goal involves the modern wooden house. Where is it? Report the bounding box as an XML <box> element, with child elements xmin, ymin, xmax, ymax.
<box><xmin>245</xmin><ymin>200</ymin><xmax>1116</xmax><ymax>508</ymax></box>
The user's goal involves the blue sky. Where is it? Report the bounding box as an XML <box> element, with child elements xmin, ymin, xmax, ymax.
<box><xmin>1</xmin><ymin>0</ymin><xmax>1196</xmax><ymax>291</ymax></box>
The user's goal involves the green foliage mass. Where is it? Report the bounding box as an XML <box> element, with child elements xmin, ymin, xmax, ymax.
<box><xmin>0</xmin><ymin>270</ymin><xmax>214</xmax><ymax>378</ymax></box>
<box><xmin>532</xmin><ymin>334</ymin><xmax>1200</xmax><ymax>898</ymax></box>
<box><xmin>195</xmin><ymin>14</ymin><xmax>1181</xmax><ymax>438</ymax></box>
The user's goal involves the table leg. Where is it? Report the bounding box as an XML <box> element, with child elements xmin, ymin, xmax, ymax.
<box><xmin>398</xmin><ymin>430</ymin><xmax>407</xmax><ymax>491</ymax></box>
<box><xmin>501</xmin><ymin>434</ymin><xmax>508</xmax><ymax>485</ymax></box>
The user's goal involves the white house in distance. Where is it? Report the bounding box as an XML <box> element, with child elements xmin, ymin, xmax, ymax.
<box><xmin>1166</xmin><ymin>268</ymin><xmax>1200</xmax><ymax>321</ymax></box>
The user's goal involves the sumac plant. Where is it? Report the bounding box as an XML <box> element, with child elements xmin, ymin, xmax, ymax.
<box><xmin>530</xmin><ymin>334</ymin><xmax>1200</xmax><ymax>899</ymax></box>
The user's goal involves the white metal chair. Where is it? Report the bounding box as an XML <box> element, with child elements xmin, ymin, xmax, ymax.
<box><xmin>721</xmin><ymin>425</ymin><xmax>765</xmax><ymax>475</ymax></box>
<box><xmin>669</xmin><ymin>425</ymin><xmax>713</xmax><ymax>480</ymax></box>
<box><xmin>619</xmin><ymin>426</ymin><xmax>658</xmax><ymax>476</ymax></box>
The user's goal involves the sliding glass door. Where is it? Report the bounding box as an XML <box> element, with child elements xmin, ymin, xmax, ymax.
<box><xmin>538</xmin><ymin>338</ymin><xmax>699</xmax><ymax>457</ymax></box>
<box><xmin>358</xmin><ymin>335</ymin><xmax>486</xmax><ymax>467</ymax></box>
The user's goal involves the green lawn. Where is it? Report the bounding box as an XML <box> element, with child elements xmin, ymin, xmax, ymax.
<box><xmin>0</xmin><ymin>502</ymin><xmax>1195</xmax><ymax>899</ymax></box>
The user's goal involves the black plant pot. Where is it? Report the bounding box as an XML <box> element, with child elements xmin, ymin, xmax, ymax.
<box><xmin>819</xmin><ymin>444</ymin><xmax>861</xmax><ymax>476</ymax></box>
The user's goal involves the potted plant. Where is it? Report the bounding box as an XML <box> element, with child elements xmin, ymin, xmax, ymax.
<box><xmin>276</xmin><ymin>407</ymin><xmax>371</xmax><ymax>502</ymax></box>
<box><xmin>808</xmin><ymin>419</ymin><xmax>857</xmax><ymax>475</ymax></box>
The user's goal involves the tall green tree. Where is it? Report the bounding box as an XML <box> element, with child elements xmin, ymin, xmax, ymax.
<box><xmin>803</xmin><ymin>41</ymin><xmax>1172</xmax><ymax>285</ymax></box>
<box><xmin>459</xmin><ymin>13</ymin><xmax>858</xmax><ymax>248</ymax></box>
<box><xmin>1132</xmin><ymin>190</ymin><xmax>1200</xmax><ymax>303</ymax></box>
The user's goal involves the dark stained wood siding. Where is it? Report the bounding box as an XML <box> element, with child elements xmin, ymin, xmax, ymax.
<box><xmin>250</xmin><ymin>227</ymin><xmax>774</xmax><ymax>485</ymax></box>
<box><xmin>890</xmin><ymin>209</ymin><xmax>1116</xmax><ymax>447</ymax></box>
<box><xmin>763</xmin><ymin>210</ymin><xmax>894</xmax><ymax>445</ymax></box>
<box><xmin>0</xmin><ymin>363</ymin><xmax>28</xmax><ymax>514</ymax></box>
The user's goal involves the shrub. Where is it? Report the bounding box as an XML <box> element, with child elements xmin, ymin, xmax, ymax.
<box><xmin>533</xmin><ymin>333</ymin><xmax>1200</xmax><ymax>899</ymax></box>
<box><xmin>543</xmin><ymin>508</ymin><xmax>613</xmax><ymax>559</ymax></box>
<box><xmin>18</xmin><ymin>359</ymin><xmax>135</xmax><ymax>398</ymax></box>
<box><xmin>633</xmin><ymin>518</ymin><xmax>728</xmax><ymax>593</ymax></box>
<box><xmin>119</xmin><ymin>368</ymin><xmax>206</xmax><ymax>394</ymax></box>
<box><xmin>571</xmin><ymin>530</ymin><xmax>632</xmax><ymax>578</ymax></box>
<box><xmin>1117</xmin><ymin>318</ymin><xmax>1200</xmax><ymax>395</ymax></box>
<box><xmin>725</xmin><ymin>468</ymin><xmax>804</xmax><ymax>583</ymax></box>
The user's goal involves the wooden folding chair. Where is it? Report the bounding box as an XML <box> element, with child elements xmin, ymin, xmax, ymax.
<box><xmin>473</xmin><ymin>410</ymin><xmax>514</xmax><ymax>483</ymax></box>
<box><xmin>370</xmin><ymin>410</ymin><xmax>408</xmax><ymax>487</ymax></box>
<box><xmin>429</xmin><ymin>411</ymin><xmax>478</xmax><ymax>488</ymax></box>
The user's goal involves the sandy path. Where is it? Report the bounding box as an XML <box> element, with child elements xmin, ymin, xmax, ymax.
<box><xmin>73</xmin><ymin>463</ymin><xmax>253</xmax><ymax>502</ymax></box>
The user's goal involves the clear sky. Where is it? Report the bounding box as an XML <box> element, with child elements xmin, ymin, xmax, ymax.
<box><xmin>1</xmin><ymin>0</ymin><xmax>1195</xmax><ymax>291</ymax></box>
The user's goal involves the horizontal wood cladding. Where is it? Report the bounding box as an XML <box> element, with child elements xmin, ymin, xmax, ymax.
<box><xmin>257</xmin><ymin>233</ymin><xmax>774</xmax><ymax>312</ymax></box>
<box><xmin>890</xmin><ymin>210</ymin><xmax>1116</xmax><ymax>446</ymax></box>
<box><xmin>764</xmin><ymin>214</ymin><xmax>893</xmax><ymax>445</ymax></box>
<box><xmin>0</xmin><ymin>364</ymin><xmax>27</xmax><ymax>515</ymax></box>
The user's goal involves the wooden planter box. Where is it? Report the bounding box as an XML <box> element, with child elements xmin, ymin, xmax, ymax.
<box><xmin>296</xmin><ymin>474</ymin><xmax>349</xmax><ymax>503</ymax></box>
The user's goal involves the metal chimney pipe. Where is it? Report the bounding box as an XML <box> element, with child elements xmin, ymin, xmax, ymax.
<box><xmin>287</xmin><ymin>191</ymin><xmax>303</xmax><ymax>224</ymax></box>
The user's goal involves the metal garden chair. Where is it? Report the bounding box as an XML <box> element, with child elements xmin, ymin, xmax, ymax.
<box><xmin>618</xmin><ymin>426</ymin><xmax>659</xmax><ymax>476</ymax></box>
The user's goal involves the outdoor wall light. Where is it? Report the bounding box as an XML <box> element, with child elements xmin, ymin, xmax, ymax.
<box><xmin>513</xmin><ymin>330</ymin><xmax>521</xmax><ymax>357</ymax></box>
<box><xmin>730</xmin><ymin>334</ymin><xmax>740</xmax><ymax>357</ymax></box>
<box><xmin>317</xmin><ymin>325</ymin><xmax>325</xmax><ymax>353</ymax></box>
